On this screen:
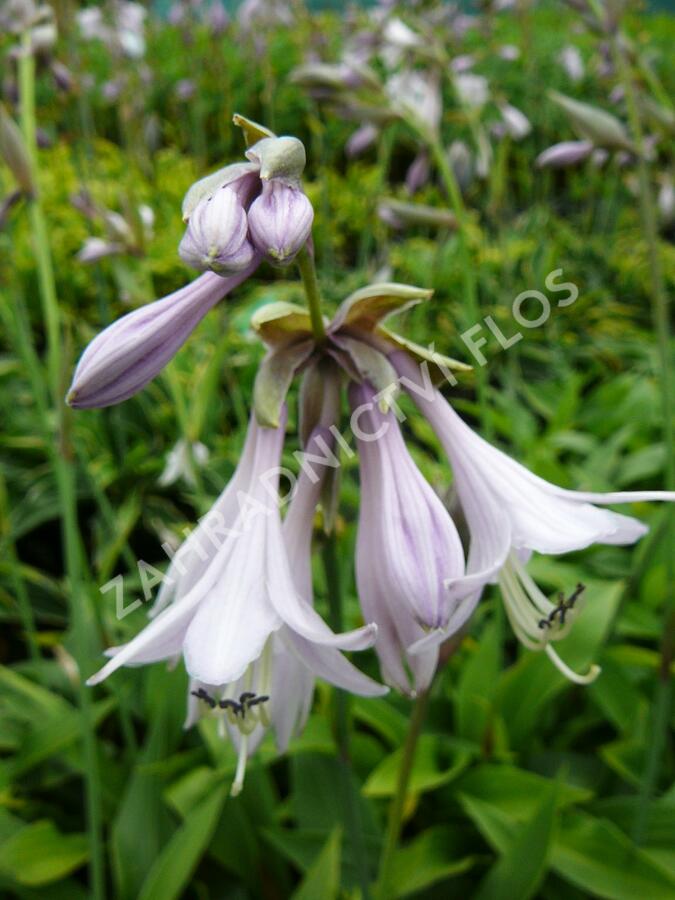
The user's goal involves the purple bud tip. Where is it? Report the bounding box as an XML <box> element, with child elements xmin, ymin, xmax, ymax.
<box><xmin>179</xmin><ymin>186</ymin><xmax>255</xmax><ymax>275</ymax></box>
<box><xmin>247</xmin><ymin>181</ymin><xmax>314</xmax><ymax>266</ymax></box>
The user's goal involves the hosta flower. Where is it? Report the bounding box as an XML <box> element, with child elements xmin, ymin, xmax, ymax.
<box><xmin>68</xmin><ymin>116</ymin><xmax>314</xmax><ymax>409</ymax></box>
<box><xmin>89</xmin><ymin>410</ymin><xmax>378</xmax><ymax>689</ymax></box>
<box><xmin>67</xmin><ymin>266</ymin><xmax>258</xmax><ymax>408</ymax></box>
<box><xmin>181</xmin><ymin>426</ymin><xmax>385</xmax><ymax>794</ymax></box>
<box><xmin>536</xmin><ymin>140</ymin><xmax>593</xmax><ymax>169</ymax></box>
<box><xmin>350</xmin><ymin>382</ymin><xmax>478</xmax><ymax>695</ymax></box>
<box><xmin>392</xmin><ymin>351</ymin><xmax>675</xmax><ymax>681</ymax></box>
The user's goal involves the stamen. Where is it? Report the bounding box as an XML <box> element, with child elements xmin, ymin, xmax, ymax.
<box><xmin>545</xmin><ymin>644</ymin><xmax>601</xmax><ymax>685</ymax></box>
<box><xmin>230</xmin><ymin>733</ymin><xmax>248</xmax><ymax>797</ymax></box>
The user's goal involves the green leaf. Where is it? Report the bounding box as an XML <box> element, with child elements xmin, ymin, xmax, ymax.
<box><xmin>548</xmin><ymin>91</ymin><xmax>634</xmax><ymax>152</ymax></box>
<box><xmin>457</xmin><ymin>765</ymin><xmax>592</xmax><ymax>820</ymax></box>
<box><xmin>291</xmin><ymin>827</ymin><xmax>342</xmax><ymax>900</ymax></box>
<box><xmin>138</xmin><ymin>785</ymin><xmax>228</xmax><ymax>900</ymax></box>
<box><xmin>363</xmin><ymin>735</ymin><xmax>473</xmax><ymax>798</ymax></box>
<box><xmin>390</xmin><ymin>826</ymin><xmax>476</xmax><ymax>897</ymax></box>
<box><xmin>455</xmin><ymin>619</ymin><xmax>502</xmax><ymax>744</ymax></box>
<box><xmin>0</xmin><ymin>821</ymin><xmax>88</xmax><ymax>887</ymax></box>
<box><xmin>552</xmin><ymin>812</ymin><xmax>675</xmax><ymax>900</ymax></box>
<box><xmin>473</xmin><ymin>781</ymin><xmax>558</xmax><ymax>900</ymax></box>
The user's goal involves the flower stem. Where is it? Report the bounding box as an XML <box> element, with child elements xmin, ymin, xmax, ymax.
<box><xmin>612</xmin><ymin>33</ymin><xmax>674</xmax><ymax>845</ymax></box>
<box><xmin>18</xmin><ymin>32</ymin><xmax>106</xmax><ymax>900</ymax></box>
<box><xmin>375</xmin><ymin>688</ymin><xmax>430</xmax><ymax>900</ymax></box>
<box><xmin>322</xmin><ymin>533</ymin><xmax>371</xmax><ymax>900</ymax></box>
<box><xmin>427</xmin><ymin>135</ymin><xmax>489</xmax><ymax>432</ymax></box>
<box><xmin>297</xmin><ymin>243</ymin><xmax>326</xmax><ymax>342</ymax></box>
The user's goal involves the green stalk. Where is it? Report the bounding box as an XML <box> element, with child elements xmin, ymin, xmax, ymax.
<box><xmin>427</xmin><ymin>135</ymin><xmax>489</xmax><ymax>430</ymax></box>
<box><xmin>612</xmin><ymin>35</ymin><xmax>674</xmax><ymax>845</ymax></box>
<box><xmin>296</xmin><ymin>244</ymin><xmax>326</xmax><ymax>342</ymax></box>
<box><xmin>18</xmin><ymin>32</ymin><xmax>106</xmax><ymax>899</ymax></box>
<box><xmin>375</xmin><ymin>689</ymin><xmax>431</xmax><ymax>900</ymax></box>
<box><xmin>322</xmin><ymin>534</ymin><xmax>371</xmax><ymax>900</ymax></box>
<box><xmin>0</xmin><ymin>472</ymin><xmax>40</xmax><ymax>663</ymax></box>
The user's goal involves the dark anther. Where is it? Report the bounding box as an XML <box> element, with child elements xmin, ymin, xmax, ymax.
<box><xmin>191</xmin><ymin>688</ymin><xmax>217</xmax><ymax>709</ymax></box>
<box><xmin>239</xmin><ymin>692</ymin><xmax>256</xmax><ymax>703</ymax></box>
<box><xmin>247</xmin><ymin>695</ymin><xmax>269</xmax><ymax>707</ymax></box>
<box><xmin>219</xmin><ymin>698</ymin><xmax>243</xmax><ymax>714</ymax></box>
<box><xmin>538</xmin><ymin>583</ymin><xmax>586</xmax><ymax>630</ymax></box>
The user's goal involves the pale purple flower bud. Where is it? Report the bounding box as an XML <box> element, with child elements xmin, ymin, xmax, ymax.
<box><xmin>346</xmin><ymin>123</ymin><xmax>378</xmax><ymax>158</ymax></box>
<box><xmin>405</xmin><ymin>151</ymin><xmax>430</xmax><ymax>194</ymax></box>
<box><xmin>536</xmin><ymin>140</ymin><xmax>593</xmax><ymax>168</ymax></box>
<box><xmin>455</xmin><ymin>73</ymin><xmax>489</xmax><ymax>109</ymax></box>
<box><xmin>179</xmin><ymin>186</ymin><xmax>255</xmax><ymax>275</ymax></box>
<box><xmin>76</xmin><ymin>237</ymin><xmax>124</xmax><ymax>263</ymax></box>
<box><xmin>559</xmin><ymin>45</ymin><xmax>584</xmax><ymax>82</ymax></box>
<box><xmin>247</xmin><ymin>181</ymin><xmax>314</xmax><ymax>265</ymax></box>
<box><xmin>175</xmin><ymin>78</ymin><xmax>196</xmax><ymax>102</ymax></box>
<box><xmin>498</xmin><ymin>44</ymin><xmax>520</xmax><ymax>61</ymax></box>
<box><xmin>499</xmin><ymin>103</ymin><xmax>532</xmax><ymax>140</ymax></box>
<box><xmin>207</xmin><ymin>2</ymin><xmax>229</xmax><ymax>34</ymax></box>
<box><xmin>450</xmin><ymin>54</ymin><xmax>475</xmax><ymax>73</ymax></box>
<box><xmin>67</xmin><ymin>266</ymin><xmax>257</xmax><ymax>408</ymax></box>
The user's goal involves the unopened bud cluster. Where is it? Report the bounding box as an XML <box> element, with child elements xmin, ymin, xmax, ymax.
<box><xmin>179</xmin><ymin>124</ymin><xmax>313</xmax><ymax>273</ymax></box>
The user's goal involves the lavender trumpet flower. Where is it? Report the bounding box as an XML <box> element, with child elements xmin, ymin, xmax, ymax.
<box><xmin>180</xmin><ymin>425</ymin><xmax>385</xmax><ymax>794</ymax></box>
<box><xmin>88</xmin><ymin>412</ymin><xmax>380</xmax><ymax>691</ymax></box>
<box><xmin>350</xmin><ymin>382</ymin><xmax>475</xmax><ymax>695</ymax></box>
<box><xmin>392</xmin><ymin>352</ymin><xmax>675</xmax><ymax>682</ymax></box>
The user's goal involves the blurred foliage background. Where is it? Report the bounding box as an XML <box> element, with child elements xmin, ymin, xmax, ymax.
<box><xmin>0</xmin><ymin>1</ymin><xmax>674</xmax><ymax>898</ymax></box>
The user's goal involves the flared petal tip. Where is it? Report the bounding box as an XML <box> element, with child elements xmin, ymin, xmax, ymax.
<box><xmin>407</xmin><ymin>627</ymin><xmax>447</xmax><ymax>655</ymax></box>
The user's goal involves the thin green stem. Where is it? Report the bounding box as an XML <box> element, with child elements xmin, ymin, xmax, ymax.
<box><xmin>612</xmin><ymin>34</ymin><xmax>674</xmax><ymax>845</ymax></box>
<box><xmin>296</xmin><ymin>244</ymin><xmax>326</xmax><ymax>342</ymax></box>
<box><xmin>0</xmin><ymin>472</ymin><xmax>40</xmax><ymax>663</ymax></box>
<box><xmin>376</xmin><ymin>689</ymin><xmax>431</xmax><ymax>900</ymax></box>
<box><xmin>427</xmin><ymin>135</ymin><xmax>489</xmax><ymax>431</ymax></box>
<box><xmin>18</xmin><ymin>33</ymin><xmax>106</xmax><ymax>899</ymax></box>
<box><xmin>322</xmin><ymin>533</ymin><xmax>371</xmax><ymax>900</ymax></box>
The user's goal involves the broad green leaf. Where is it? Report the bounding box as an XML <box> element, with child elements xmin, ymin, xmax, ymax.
<box><xmin>351</xmin><ymin>697</ymin><xmax>409</xmax><ymax>747</ymax></box>
<box><xmin>473</xmin><ymin>781</ymin><xmax>558</xmax><ymax>900</ymax></box>
<box><xmin>291</xmin><ymin>827</ymin><xmax>342</xmax><ymax>900</ymax></box>
<box><xmin>455</xmin><ymin>619</ymin><xmax>502</xmax><ymax>744</ymax></box>
<box><xmin>552</xmin><ymin>812</ymin><xmax>675</xmax><ymax>900</ymax></box>
<box><xmin>456</xmin><ymin>765</ymin><xmax>592</xmax><ymax>819</ymax></box>
<box><xmin>138</xmin><ymin>786</ymin><xmax>228</xmax><ymax>900</ymax></box>
<box><xmin>0</xmin><ymin>820</ymin><xmax>88</xmax><ymax>886</ymax></box>
<box><xmin>390</xmin><ymin>826</ymin><xmax>476</xmax><ymax>897</ymax></box>
<box><xmin>363</xmin><ymin>735</ymin><xmax>473</xmax><ymax>798</ymax></box>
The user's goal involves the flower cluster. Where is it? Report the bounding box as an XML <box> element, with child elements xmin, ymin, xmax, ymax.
<box><xmin>72</xmin><ymin>115</ymin><xmax>675</xmax><ymax>794</ymax></box>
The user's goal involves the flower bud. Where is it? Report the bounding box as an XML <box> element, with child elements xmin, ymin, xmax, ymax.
<box><xmin>247</xmin><ymin>181</ymin><xmax>313</xmax><ymax>265</ymax></box>
<box><xmin>179</xmin><ymin>186</ymin><xmax>255</xmax><ymax>274</ymax></box>
<box><xmin>246</xmin><ymin>136</ymin><xmax>306</xmax><ymax>187</ymax></box>
<box><xmin>181</xmin><ymin>161</ymin><xmax>259</xmax><ymax>221</ymax></box>
<box><xmin>536</xmin><ymin>140</ymin><xmax>593</xmax><ymax>168</ymax></box>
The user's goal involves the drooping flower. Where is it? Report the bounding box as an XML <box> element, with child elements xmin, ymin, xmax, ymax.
<box><xmin>247</xmin><ymin>180</ymin><xmax>314</xmax><ymax>265</ymax></box>
<box><xmin>94</xmin><ymin>416</ymin><xmax>384</xmax><ymax>794</ymax></box>
<box><xmin>349</xmin><ymin>382</ymin><xmax>477</xmax><ymax>695</ymax></box>
<box><xmin>536</xmin><ymin>140</ymin><xmax>593</xmax><ymax>169</ymax></box>
<box><xmin>390</xmin><ymin>351</ymin><xmax>675</xmax><ymax>680</ymax></box>
<box><xmin>178</xmin><ymin>185</ymin><xmax>255</xmax><ymax>274</ymax></box>
<box><xmin>89</xmin><ymin>410</ymin><xmax>378</xmax><ymax>689</ymax></box>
